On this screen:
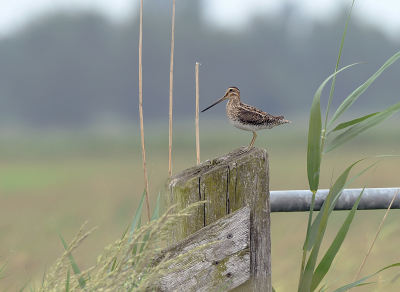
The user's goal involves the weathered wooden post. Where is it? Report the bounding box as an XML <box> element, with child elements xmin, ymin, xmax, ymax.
<box><xmin>165</xmin><ymin>147</ymin><xmax>271</xmax><ymax>291</ymax></box>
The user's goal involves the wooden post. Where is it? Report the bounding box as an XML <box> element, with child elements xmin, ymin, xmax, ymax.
<box><xmin>166</xmin><ymin>147</ymin><xmax>271</xmax><ymax>291</ymax></box>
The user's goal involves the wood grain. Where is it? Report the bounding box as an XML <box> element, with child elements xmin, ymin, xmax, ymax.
<box><xmin>165</xmin><ymin>147</ymin><xmax>270</xmax><ymax>291</ymax></box>
<box><xmin>154</xmin><ymin>206</ymin><xmax>250</xmax><ymax>292</ymax></box>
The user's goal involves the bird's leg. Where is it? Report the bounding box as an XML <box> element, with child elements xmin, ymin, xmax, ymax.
<box><xmin>245</xmin><ymin>131</ymin><xmax>257</xmax><ymax>152</ymax></box>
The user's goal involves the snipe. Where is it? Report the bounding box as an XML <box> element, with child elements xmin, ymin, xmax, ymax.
<box><xmin>202</xmin><ymin>87</ymin><xmax>291</xmax><ymax>151</ymax></box>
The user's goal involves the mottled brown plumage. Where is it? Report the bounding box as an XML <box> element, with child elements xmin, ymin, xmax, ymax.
<box><xmin>202</xmin><ymin>87</ymin><xmax>290</xmax><ymax>151</ymax></box>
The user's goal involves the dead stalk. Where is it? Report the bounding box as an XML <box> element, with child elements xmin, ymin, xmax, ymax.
<box><xmin>168</xmin><ymin>0</ymin><xmax>176</xmax><ymax>177</ymax></box>
<box><xmin>195</xmin><ymin>62</ymin><xmax>201</xmax><ymax>165</ymax></box>
<box><xmin>139</xmin><ymin>0</ymin><xmax>151</xmax><ymax>222</ymax></box>
<box><xmin>352</xmin><ymin>188</ymin><xmax>399</xmax><ymax>283</ymax></box>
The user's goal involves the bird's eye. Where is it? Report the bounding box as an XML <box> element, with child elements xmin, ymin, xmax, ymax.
<box><xmin>229</xmin><ymin>89</ymin><xmax>233</xmax><ymax>92</ymax></box>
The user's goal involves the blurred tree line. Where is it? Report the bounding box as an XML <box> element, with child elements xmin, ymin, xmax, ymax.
<box><xmin>0</xmin><ymin>0</ymin><xmax>399</xmax><ymax>128</ymax></box>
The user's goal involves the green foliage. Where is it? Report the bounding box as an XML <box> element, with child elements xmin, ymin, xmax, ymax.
<box><xmin>328</xmin><ymin>51</ymin><xmax>400</xmax><ymax>126</ymax></box>
<box><xmin>300</xmin><ymin>1</ymin><xmax>400</xmax><ymax>291</ymax></box>
<box><xmin>139</xmin><ymin>193</ymin><xmax>160</xmax><ymax>255</ymax></box>
<box><xmin>331</xmin><ymin>263</ymin><xmax>400</xmax><ymax>292</ymax></box>
<box><xmin>129</xmin><ymin>190</ymin><xmax>146</xmax><ymax>244</ymax></box>
<box><xmin>307</xmin><ymin>63</ymin><xmax>359</xmax><ymax>192</ymax></box>
<box><xmin>323</xmin><ymin>101</ymin><xmax>400</xmax><ymax>153</ymax></box>
<box><xmin>65</xmin><ymin>267</ymin><xmax>70</xmax><ymax>292</ymax></box>
<box><xmin>41</xmin><ymin>265</ymin><xmax>46</xmax><ymax>288</ymax></box>
<box><xmin>25</xmin><ymin>273</ymin><xmax>33</xmax><ymax>292</ymax></box>
<box><xmin>328</xmin><ymin>112</ymin><xmax>378</xmax><ymax>134</ymax></box>
<box><xmin>0</xmin><ymin>256</ymin><xmax>10</xmax><ymax>282</ymax></box>
<box><xmin>52</xmin><ymin>220</ymin><xmax>87</xmax><ymax>289</ymax></box>
<box><xmin>109</xmin><ymin>190</ymin><xmax>146</xmax><ymax>272</ymax></box>
<box><xmin>310</xmin><ymin>183</ymin><xmax>367</xmax><ymax>291</ymax></box>
<box><xmin>299</xmin><ymin>187</ymin><xmax>331</xmax><ymax>291</ymax></box>
<box><xmin>131</xmin><ymin>214</ymin><xmax>142</xmax><ymax>265</ymax></box>
<box><xmin>324</xmin><ymin>0</ymin><xmax>355</xmax><ymax>131</ymax></box>
<box><xmin>304</xmin><ymin>158</ymin><xmax>379</xmax><ymax>252</ymax></box>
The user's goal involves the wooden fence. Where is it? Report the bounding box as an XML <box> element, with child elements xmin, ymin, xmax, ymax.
<box><xmin>156</xmin><ymin>147</ymin><xmax>399</xmax><ymax>292</ymax></box>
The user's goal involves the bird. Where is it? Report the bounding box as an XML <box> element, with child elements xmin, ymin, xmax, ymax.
<box><xmin>201</xmin><ymin>87</ymin><xmax>291</xmax><ymax>152</ymax></box>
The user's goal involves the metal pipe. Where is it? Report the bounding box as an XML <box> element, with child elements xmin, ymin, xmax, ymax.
<box><xmin>270</xmin><ymin>188</ymin><xmax>400</xmax><ymax>212</ymax></box>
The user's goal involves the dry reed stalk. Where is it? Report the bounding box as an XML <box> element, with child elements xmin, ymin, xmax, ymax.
<box><xmin>168</xmin><ymin>0</ymin><xmax>176</xmax><ymax>177</ymax></box>
<box><xmin>195</xmin><ymin>62</ymin><xmax>200</xmax><ymax>164</ymax></box>
<box><xmin>139</xmin><ymin>0</ymin><xmax>151</xmax><ymax>222</ymax></box>
<box><xmin>352</xmin><ymin>188</ymin><xmax>399</xmax><ymax>283</ymax></box>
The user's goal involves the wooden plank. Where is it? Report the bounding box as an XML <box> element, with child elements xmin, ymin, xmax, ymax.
<box><xmin>165</xmin><ymin>147</ymin><xmax>271</xmax><ymax>291</ymax></box>
<box><xmin>154</xmin><ymin>206</ymin><xmax>250</xmax><ymax>292</ymax></box>
<box><xmin>166</xmin><ymin>160</ymin><xmax>211</xmax><ymax>242</ymax></box>
<box><xmin>201</xmin><ymin>165</ymin><xmax>229</xmax><ymax>226</ymax></box>
<box><xmin>227</xmin><ymin>161</ymin><xmax>238</xmax><ymax>215</ymax></box>
<box><xmin>227</xmin><ymin>149</ymin><xmax>271</xmax><ymax>292</ymax></box>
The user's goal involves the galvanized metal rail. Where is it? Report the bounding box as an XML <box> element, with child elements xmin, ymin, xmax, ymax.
<box><xmin>270</xmin><ymin>188</ymin><xmax>400</xmax><ymax>212</ymax></box>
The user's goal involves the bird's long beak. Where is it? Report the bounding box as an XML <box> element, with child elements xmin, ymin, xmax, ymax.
<box><xmin>201</xmin><ymin>95</ymin><xmax>227</xmax><ymax>113</ymax></box>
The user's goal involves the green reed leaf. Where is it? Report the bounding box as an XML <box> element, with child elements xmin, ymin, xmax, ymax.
<box><xmin>305</xmin><ymin>158</ymin><xmax>380</xmax><ymax>251</ymax></box>
<box><xmin>41</xmin><ymin>265</ymin><xmax>46</xmax><ymax>287</ymax></box>
<box><xmin>16</xmin><ymin>279</ymin><xmax>30</xmax><ymax>292</ymax></box>
<box><xmin>300</xmin><ymin>192</ymin><xmax>316</xmax><ymax>282</ymax></box>
<box><xmin>323</xmin><ymin>102</ymin><xmax>400</xmax><ymax>154</ymax></box>
<box><xmin>0</xmin><ymin>257</ymin><xmax>10</xmax><ymax>280</ymax></box>
<box><xmin>110</xmin><ymin>223</ymin><xmax>132</xmax><ymax>272</ymax></box>
<box><xmin>329</xmin><ymin>51</ymin><xmax>400</xmax><ymax>126</ymax></box>
<box><xmin>324</xmin><ymin>0</ymin><xmax>355</xmax><ymax>130</ymax></box>
<box><xmin>53</xmin><ymin>220</ymin><xmax>86</xmax><ymax>288</ymax></box>
<box><xmin>106</xmin><ymin>190</ymin><xmax>146</xmax><ymax>271</ymax></box>
<box><xmin>327</xmin><ymin>112</ymin><xmax>379</xmax><ymax>136</ymax></box>
<box><xmin>128</xmin><ymin>189</ymin><xmax>146</xmax><ymax>244</ymax></box>
<box><xmin>139</xmin><ymin>192</ymin><xmax>161</xmax><ymax>254</ymax></box>
<box><xmin>65</xmin><ymin>267</ymin><xmax>70</xmax><ymax>292</ymax></box>
<box><xmin>311</xmin><ymin>185</ymin><xmax>367</xmax><ymax>291</ymax></box>
<box><xmin>332</xmin><ymin>263</ymin><xmax>400</xmax><ymax>292</ymax></box>
<box><xmin>131</xmin><ymin>214</ymin><xmax>142</xmax><ymax>267</ymax></box>
<box><xmin>319</xmin><ymin>255</ymin><xmax>345</xmax><ymax>292</ymax></box>
<box><xmin>25</xmin><ymin>272</ymin><xmax>33</xmax><ymax>292</ymax></box>
<box><xmin>308</xmin><ymin>63</ymin><xmax>359</xmax><ymax>192</ymax></box>
<box><xmin>298</xmin><ymin>188</ymin><xmax>331</xmax><ymax>292</ymax></box>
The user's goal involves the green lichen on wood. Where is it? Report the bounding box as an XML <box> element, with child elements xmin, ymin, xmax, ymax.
<box><xmin>166</xmin><ymin>147</ymin><xmax>268</xmax><ymax>243</ymax></box>
<box><xmin>201</xmin><ymin>165</ymin><xmax>228</xmax><ymax>226</ymax></box>
<box><xmin>165</xmin><ymin>147</ymin><xmax>271</xmax><ymax>291</ymax></box>
<box><xmin>166</xmin><ymin>176</ymin><xmax>203</xmax><ymax>242</ymax></box>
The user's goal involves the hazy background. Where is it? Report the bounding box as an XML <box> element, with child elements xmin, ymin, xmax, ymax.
<box><xmin>1</xmin><ymin>0</ymin><xmax>400</xmax><ymax>291</ymax></box>
<box><xmin>0</xmin><ymin>0</ymin><xmax>400</xmax><ymax>128</ymax></box>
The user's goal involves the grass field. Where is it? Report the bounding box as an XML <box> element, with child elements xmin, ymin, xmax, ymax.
<box><xmin>0</xmin><ymin>119</ymin><xmax>400</xmax><ymax>291</ymax></box>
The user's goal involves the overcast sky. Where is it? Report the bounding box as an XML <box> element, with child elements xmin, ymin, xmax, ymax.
<box><xmin>0</xmin><ymin>0</ymin><xmax>400</xmax><ymax>38</ymax></box>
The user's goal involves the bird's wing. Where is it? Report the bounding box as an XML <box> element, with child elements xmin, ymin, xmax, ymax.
<box><xmin>238</xmin><ymin>103</ymin><xmax>282</xmax><ymax>125</ymax></box>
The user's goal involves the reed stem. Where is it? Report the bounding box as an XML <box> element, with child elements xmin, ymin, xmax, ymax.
<box><xmin>168</xmin><ymin>0</ymin><xmax>176</xmax><ymax>177</ymax></box>
<box><xmin>352</xmin><ymin>189</ymin><xmax>399</xmax><ymax>283</ymax></box>
<box><xmin>195</xmin><ymin>62</ymin><xmax>201</xmax><ymax>165</ymax></box>
<box><xmin>138</xmin><ymin>0</ymin><xmax>151</xmax><ymax>222</ymax></box>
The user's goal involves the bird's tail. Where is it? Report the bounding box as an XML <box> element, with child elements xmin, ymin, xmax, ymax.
<box><xmin>277</xmin><ymin>116</ymin><xmax>291</xmax><ymax>124</ymax></box>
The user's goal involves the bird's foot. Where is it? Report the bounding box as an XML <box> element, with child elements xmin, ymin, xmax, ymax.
<box><xmin>245</xmin><ymin>146</ymin><xmax>253</xmax><ymax>152</ymax></box>
<box><xmin>236</xmin><ymin>146</ymin><xmax>253</xmax><ymax>156</ymax></box>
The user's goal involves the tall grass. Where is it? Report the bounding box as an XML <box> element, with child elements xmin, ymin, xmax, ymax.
<box><xmin>36</xmin><ymin>193</ymin><xmax>208</xmax><ymax>291</ymax></box>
